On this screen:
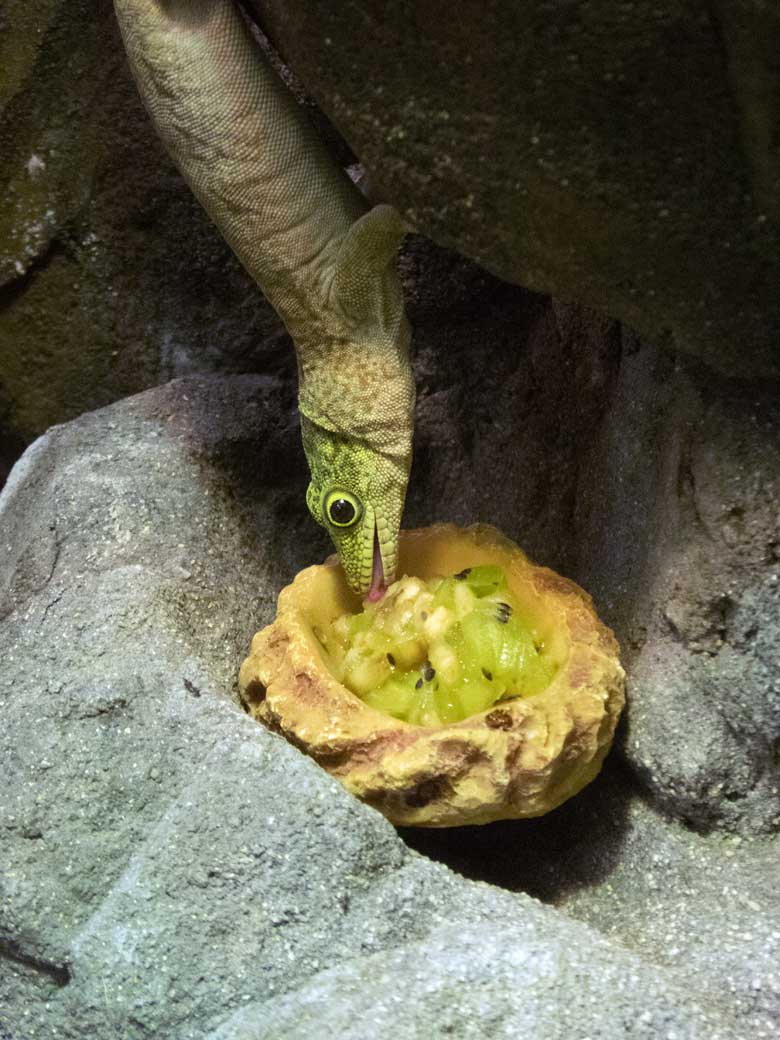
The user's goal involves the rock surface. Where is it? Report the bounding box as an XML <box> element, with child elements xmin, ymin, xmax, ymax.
<box><xmin>573</xmin><ymin>343</ymin><xmax>780</xmax><ymax>833</ymax></box>
<box><xmin>1</xmin><ymin>374</ymin><xmax>778</xmax><ymax>1039</ymax></box>
<box><xmin>0</xmin><ymin>0</ymin><xmax>287</xmax><ymax>446</ymax></box>
<box><xmin>3</xmin><ymin>0</ymin><xmax>779</xmax><ymax>463</ymax></box>
<box><xmin>254</xmin><ymin>0</ymin><xmax>780</xmax><ymax>379</ymax></box>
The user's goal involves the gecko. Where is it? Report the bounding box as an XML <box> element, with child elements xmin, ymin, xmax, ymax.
<box><xmin>113</xmin><ymin>0</ymin><xmax>415</xmax><ymax>600</ymax></box>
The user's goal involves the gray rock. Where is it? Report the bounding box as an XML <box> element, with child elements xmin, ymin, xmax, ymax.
<box><xmin>208</xmin><ymin>920</ymin><xmax>731</xmax><ymax>1040</ymax></box>
<box><xmin>1</xmin><ymin>374</ymin><xmax>778</xmax><ymax>1039</ymax></box>
<box><xmin>572</xmin><ymin>341</ymin><xmax>780</xmax><ymax>832</ymax></box>
<box><xmin>0</xmin><ymin>0</ymin><xmax>286</xmax><ymax>444</ymax></box>
<box><xmin>254</xmin><ymin>0</ymin><xmax>780</xmax><ymax>379</ymax></box>
<box><xmin>406</xmin><ymin>761</ymin><xmax>780</xmax><ymax>1036</ymax></box>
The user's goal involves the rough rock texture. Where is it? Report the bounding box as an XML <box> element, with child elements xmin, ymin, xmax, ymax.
<box><xmin>3</xmin><ymin>0</ymin><xmax>779</xmax><ymax>463</ymax></box>
<box><xmin>574</xmin><ymin>345</ymin><xmax>780</xmax><ymax>832</ymax></box>
<box><xmin>406</xmin><ymin>757</ymin><xmax>780</xmax><ymax>1033</ymax></box>
<box><xmin>1</xmin><ymin>374</ymin><xmax>778</xmax><ymax>1039</ymax></box>
<box><xmin>254</xmin><ymin>0</ymin><xmax>780</xmax><ymax>380</ymax></box>
<box><xmin>0</xmin><ymin>0</ymin><xmax>287</xmax><ymax>446</ymax></box>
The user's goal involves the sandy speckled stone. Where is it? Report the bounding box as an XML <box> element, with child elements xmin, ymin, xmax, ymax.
<box><xmin>239</xmin><ymin>524</ymin><xmax>625</xmax><ymax>827</ymax></box>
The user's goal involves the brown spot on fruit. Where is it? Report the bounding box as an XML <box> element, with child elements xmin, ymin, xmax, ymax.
<box><xmin>485</xmin><ymin>709</ymin><xmax>513</xmax><ymax>730</ymax></box>
<box><xmin>402</xmin><ymin>776</ymin><xmax>450</xmax><ymax>808</ymax></box>
<box><xmin>242</xmin><ymin>679</ymin><xmax>267</xmax><ymax>706</ymax></box>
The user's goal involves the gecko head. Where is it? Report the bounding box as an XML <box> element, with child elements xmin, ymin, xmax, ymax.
<box><xmin>302</xmin><ymin>417</ymin><xmax>412</xmax><ymax>602</ymax></box>
<box><xmin>296</xmin><ymin>203</ymin><xmax>415</xmax><ymax>600</ymax></box>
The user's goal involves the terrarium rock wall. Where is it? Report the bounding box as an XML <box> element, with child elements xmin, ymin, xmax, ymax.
<box><xmin>0</xmin><ymin>0</ymin><xmax>287</xmax><ymax>464</ymax></box>
<box><xmin>1</xmin><ymin>1</ymin><xmax>779</xmax><ymax>1037</ymax></box>
<box><xmin>254</xmin><ymin>0</ymin><xmax>780</xmax><ymax>381</ymax></box>
<box><xmin>2</xmin><ymin>0</ymin><xmax>779</xmax><ymax>458</ymax></box>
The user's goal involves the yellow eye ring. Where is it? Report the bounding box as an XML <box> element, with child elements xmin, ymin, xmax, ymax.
<box><xmin>323</xmin><ymin>490</ymin><xmax>363</xmax><ymax>528</ymax></box>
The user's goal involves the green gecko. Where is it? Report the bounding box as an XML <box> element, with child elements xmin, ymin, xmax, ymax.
<box><xmin>114</xmin><ymin>0</ymin><xmax>415</xmax><ymax>600</ymax></box>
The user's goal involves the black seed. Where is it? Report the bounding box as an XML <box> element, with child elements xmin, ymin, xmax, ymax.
<box><xmin>415</xmin><ymin>678</ymin><xmax>423</xmax><ymax>690</ymax></box>
<box><xmin>495</xmin><ymin>612</ymin><xmax>509</xmax><ymax>624</ymax></box>
<box><xmin>454</xmin><ymin>568</ymin><xmax>472</xmax><ymax>580</ymax></box>
<box><xmin>386</xmin><ymin>653</ymin><xmax>396</xmax><ymax>666</ymax></box>
<box><xmin>423</xmin><ymin>664</ymin><xmax>436</xmax><ymax>682</ymax></box>
<box><xmin>482</xmin><ymin>668</ymin><xmax>493</xmax><ymax>681</ymax></box>
<box><xmin>420</xmin><ymin>611</ymin><xmax>428</xmax><ymax>621</ymax></box>
<box><xmin>497</xmin><ymin>602</ymin><xmax>512</xmax><ymax>615</ymax></box>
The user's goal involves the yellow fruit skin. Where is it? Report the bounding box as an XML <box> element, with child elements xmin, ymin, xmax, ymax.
<box><xmin>239</xmin><ymin>523</ymin><xmax>626</xmax><ymax>828</ymax></box>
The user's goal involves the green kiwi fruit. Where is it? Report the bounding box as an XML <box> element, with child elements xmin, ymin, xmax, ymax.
<box><xmin>318</xmin><ymin>568</ymin><xmax>557</xmax><ymax>727</ymax></box>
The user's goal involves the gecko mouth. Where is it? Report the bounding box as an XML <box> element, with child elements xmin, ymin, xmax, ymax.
<box><xmin>365</xmin><ymin>524</ymin><xmax>386</xmax><ymax>603</ymax></box>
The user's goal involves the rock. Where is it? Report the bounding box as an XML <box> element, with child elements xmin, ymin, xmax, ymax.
<box><xmin>0</xmin><ymin>0</ymin><xmax>287</xmax><ymax>446</ymax></box>
<box><xmin>572</xmin><ymin>341</ymin><xmax>780</xmax><ymax>832</ymax></box>
<box><xmin>253</xmin><ymin>0</ymin><xmax>780</xmax><ymax>379</ymax></box>
<box><xmin>405</xmin><ymin>759</ymin><xmax>780</xmax><ymax>1035</ymax></box>
<box><xmin>208</xmin><ymin>918</ymin><xmax>734</xmax><ymax>1040</ymax></box>
<box><xmin>1</xmin><ymin>374</ymin><xmax>778</xmax><ymax>1038</ymax></box>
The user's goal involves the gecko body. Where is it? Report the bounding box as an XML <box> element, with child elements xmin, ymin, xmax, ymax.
<box><xmin>114</xmin><ymin>0</ymin><xmax>415</xmax><ymax>597</ymax></box>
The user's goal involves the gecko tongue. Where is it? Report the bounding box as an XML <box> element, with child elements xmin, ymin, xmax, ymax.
<box><xmin>365</xmin><ymin>526</ymin><xmax>386</xmax><ymax>603</ymax></box>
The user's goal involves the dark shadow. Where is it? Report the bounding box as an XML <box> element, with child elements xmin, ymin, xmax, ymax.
<box><xmin>0</xmin><ymin>429</ymin><xmax>27</xmax><ymax>494</ymax></box>
<box><xmin>399</xmin><ymin>753</ymin><xmax>637</xmax><ymax>904</ymax></box>
<box><xmin>176</xmin><ymin>375</ymin><xmax>334</xmax><ymax>607</ymax></box>
<box><xmin>0</xmin><ymin>937</ymin><xmax>71</xmax><ymax>987</ymax></box>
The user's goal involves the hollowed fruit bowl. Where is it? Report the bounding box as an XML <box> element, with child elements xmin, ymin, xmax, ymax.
<box><xmin>239</xmin><ymin>524</ymin><xmax>625</xmax><ymax>827</ymax></box>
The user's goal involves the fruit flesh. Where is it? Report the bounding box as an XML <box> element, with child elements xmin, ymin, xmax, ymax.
<box><xmin>317</xmin><ymin>566</ymin><xmax>558</xmax><ymax>727</ymax></box>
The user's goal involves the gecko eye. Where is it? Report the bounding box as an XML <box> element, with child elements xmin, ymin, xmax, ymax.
<box><xmin>324</xmin><ymin>490</ymin><xmax>362</xmax><ymax>528</ymax></box>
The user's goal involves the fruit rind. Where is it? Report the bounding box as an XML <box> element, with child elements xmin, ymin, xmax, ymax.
<box><xmin>239</xmin><ymin>523</ymin><xmax>626</xmax><ymax>827</ymax></box>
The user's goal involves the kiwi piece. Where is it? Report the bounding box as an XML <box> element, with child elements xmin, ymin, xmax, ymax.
<box><xmin>322</xmin><ymin>568</ymin><xmax>557</xmax><ymax>726</ymax></box>
<box><xmin>464</xmin><ymin>564</ymin><xmax>506</xmax><ymax>597</ymax></box>
<box><xmin>342</xmin><ymin>649</ymin><xmax>392</xmax><ymax>697</ymax></box>
<box><xmin>363</xmin><ymin>674</ymin><xmax>418</xmax><ymax>719</ymax></box>
<box><xmin>456</xmin><ymin>676</ymin><xmax>498</xmax><ymax>718</ymax></box>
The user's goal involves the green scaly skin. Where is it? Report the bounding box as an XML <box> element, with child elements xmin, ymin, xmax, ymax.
<box><xmin>113</xmin><ymin>0</ymin><xmax>415</xmax><ymax>596</ymax></box>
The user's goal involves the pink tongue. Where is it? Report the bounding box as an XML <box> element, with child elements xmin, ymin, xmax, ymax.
<box><xmin>365</xmin><ymin>529</ymin><xmax>386</xmax><ymax>603</ymax></box>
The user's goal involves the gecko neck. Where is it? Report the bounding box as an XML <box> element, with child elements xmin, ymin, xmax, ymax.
<box><xmin>297</xmin><ymin>319</ymin><xmax>415</xmax><ymax>457</ymax></box>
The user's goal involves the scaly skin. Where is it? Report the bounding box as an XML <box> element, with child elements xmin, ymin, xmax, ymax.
<box><xmin>113</xmin><ymin>0</ymin><xmax>415</xmax><ymax>595</ymax></box>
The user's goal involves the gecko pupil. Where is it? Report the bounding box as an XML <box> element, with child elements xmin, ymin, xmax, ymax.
<box><xmin>330</xmin><ymin>498</ymin><xmax>356</xmax><ymax>525</ymax></box>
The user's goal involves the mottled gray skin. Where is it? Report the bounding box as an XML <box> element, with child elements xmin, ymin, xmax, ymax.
<box><xmin>113</xmin><ymin>0</ymin><xmax>415</xmax><ymax>593</ymax></box>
